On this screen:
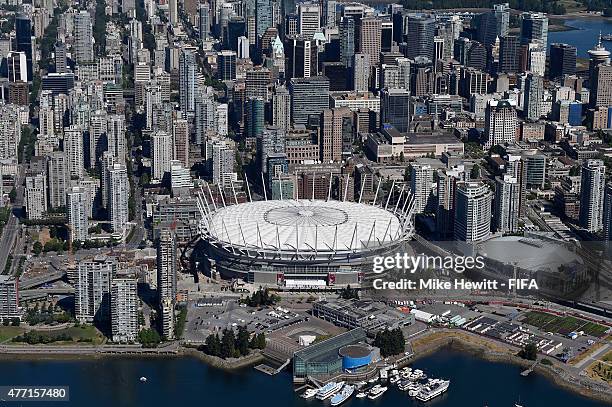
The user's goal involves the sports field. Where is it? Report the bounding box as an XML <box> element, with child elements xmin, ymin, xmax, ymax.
<box><xmin>522</xmin><ymin>311</ymin><xmax>609</xmax><ymax>338</ymax></box>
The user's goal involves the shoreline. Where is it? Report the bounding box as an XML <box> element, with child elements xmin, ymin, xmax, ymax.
<box><xmin>0</xmin><ymin>334</ymin><xmax>609</xmax><ymax>403</ymax></box>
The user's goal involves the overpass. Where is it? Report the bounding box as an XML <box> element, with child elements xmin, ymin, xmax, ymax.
<box><xmin>20</xmin><ymin>287</ymin><xmax>74</xmax><ymax>301</ymax></box>
<box><xmin>19</xmin><ymin>271</ymin><xmax>66</xmax><ymax>289</ymax></box>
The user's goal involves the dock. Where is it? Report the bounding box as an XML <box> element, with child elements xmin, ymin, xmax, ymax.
<box><xmin>254</xmin><ymin>358</ymin><xmax>291</xmax><ymax>376</ymax></box>
<box><xmin>521</xmin><ymin>360</ymin><xmax>539</xmax><ymax>376</ymax></box>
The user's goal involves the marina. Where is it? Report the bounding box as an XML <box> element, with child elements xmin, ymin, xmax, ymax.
<box><xmin>300</xmin><ymin>366</ymin><xmax>450</xmax><ymax>404</ymax></box>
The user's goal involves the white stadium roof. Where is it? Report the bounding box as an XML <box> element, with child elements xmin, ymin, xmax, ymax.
<box><xmin>205</xmin><ymin>199</ymin><xmax>405</xmax><ymax>254</ymax></box>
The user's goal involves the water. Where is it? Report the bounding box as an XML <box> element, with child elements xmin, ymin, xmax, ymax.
<box><xmin>0</xmin><ymin>347</ymin><xmax>608</xmax><ymax>407</ymax></box>
<box><xmin>548</xmin><ymin>18</ymin><xmax>612</xmax><ymax>57</ymax></box>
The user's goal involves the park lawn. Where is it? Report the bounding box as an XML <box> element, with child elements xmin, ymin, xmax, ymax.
<box><xmin>0</xmin><ymin>326</ymin><xmax>25</xmax><ymax>342</ymax></box>
<box><xmin>27</xmin><ymin>325</ymin><xmax>105</xmax><ymax>345</ymax></box>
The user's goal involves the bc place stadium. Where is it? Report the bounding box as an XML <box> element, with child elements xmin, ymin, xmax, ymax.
<box><xmin>196</xmin><ymin>182</ymin><xmax>415</xmax><ymax>290</ymax></box>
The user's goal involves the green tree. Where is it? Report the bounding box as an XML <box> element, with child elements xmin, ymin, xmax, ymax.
<box><xmin>221</xmin><ymin>329</ymin><xmax>236</xmax><ymax>358</ymax></box>
<box><xmin>470</xmin><ymin>164</ymin><xmax>480</xmax><ymax>179</ymax></box>
<box><xmin>374</xmin><ymin>328</ymin><xmax>405</xmax><ymax>357</ymax></box>
<box><xmin>138</xmin><ymin>328</ymin><xmax>161</xmax><ymax>348</ymax></box>
<box><xmin>519</xmin><ymin>342</ymin><xmax>538</xmax><ymax>360</ymax></box>
<box><xmin>204</xmin><ymin>333</ymin><xmax>222</xmax><ymax>356</ymax></box>
<box><xmin>236</xmin><ymin>326</ymin><xmax>250</xmax><ymax>356</ymax></box>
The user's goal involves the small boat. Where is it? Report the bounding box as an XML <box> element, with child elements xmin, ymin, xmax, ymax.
<box><xmin>139</xmin><ymin>377</ymin><xmax>147</xmax><ymax>382</ymax></box>
<box><xmin>330</xmin><ymin>385</ymin><xmax>354</xmax><ymax>406</ymax></box>
<box><xmin>356</xmin><ymin>391</ymin><xmax>367</xmax><ymax>398</ymax></box>
<box><xmin>601</xmin><ymin>34</ymin><xmax>612</xmax><ymax>41</ymax></box>
<box><xmin>301</xmin><ymin>388</ymin><xmax>317</xmax><ymax>399</ymax></box>
<box><xmin>368</xmin><ymin>377</ymin><xmax>378</xmax><ymax>383</ymax></box>
<box><xmin>389</xmin><ymin>375</ymin><xmax>399</xmax><ymax>384</ymax></box>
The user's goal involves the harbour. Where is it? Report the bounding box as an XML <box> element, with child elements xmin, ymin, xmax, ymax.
<box><xmin>0</xmin><ymin>347</ymin><xmax>608</xmax><ymax>406</ymax></box>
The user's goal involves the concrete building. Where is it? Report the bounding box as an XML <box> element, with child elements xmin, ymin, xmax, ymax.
<box><xmin>579</xmin><ymin>159</ymin><xmax>606</xmax><ymax>232</ymax></box>
<box><xmin>483</xmin><ymin>99</ymin><xmax>517</xmax><ymax>149</ymax></box>
<box><xmin>289</xmin><ymin>76</ymin><xmax>330</xmax><ymax>125</ymax></box>
<box><xmin>74</xmin><ymin>11</ymin><xmax>94</xmax><ymax>63</ymax></box>
<box><xmin>25</xmin><ymin>174</ymin><xmax>47</xmax><ymax>220</ymax></box>
<box><xmin>152</xmin><ymin>131</ymin><xmax>173</xmax><ymax>180</ymax></box>
<box><xmin>64</xmin><ymin>126</ymin><xmax>84</xmax><ymax>179</ymax></box>
<box><xmin>47</xmin><ymin>151</ymin><xmax>69</xmax><ymax>208</ymax></box>
<box><xmin>111</xmin><ymin>278</ymin><xmax>139</xmax><ymax>343</ymax></box>
<box><xmin>410</xmin><ymin>163</ymin><xmax>434</xmax><ymax>213</ymax></box>
<box><xmin>0</xmin><ymin>275</ymin><xmax>19</xmax><ymax>320</ymax></box>
<box><xmin>494</xmin><ymin>175</ymin><xmax>520</xmax><ymax>233</ymax></box>
<box><xmin>108</xmin><ymin>163</ymin><xmax>129</xmax><ymax>235</ymax></box>
<box><xmin>454</xmin><ymin>181</ymin><xmax>493</xmax><ymax>242</ymax></box>
<box><xmin>67</xmin><ymin>186</ymin><xmax>89</xmax><ymax>242</ymax></box>
<box><xmin>75</xmin><ymin>256</ymin><xmax>117</xmax><ymax>323</ymax></box>
<box><xmin>353</xmin><ymin>53</ymin><xmax>370</xmax><ymax>92</ymax></box>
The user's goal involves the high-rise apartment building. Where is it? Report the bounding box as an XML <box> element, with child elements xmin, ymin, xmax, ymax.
<box><xmin>108</xmin><ymin>163</ymin><xmax>129</xmax><ymax>235</ymax></box>
<box><xmin>75</xmin><ymin>256</ymin><xmax>117</xmax><ymax>323</ymax></box>
<box><xmin>74</xmin><ymin>11</ymin><xmax>94</xmax><ymax>63</ymax></box>
<box><xmin>454</xmin><ymin>181</ymin><xmax>493</xmax><ymax>242</ymax></box>
<box><xmin>25</xmin><ymin>174</ymin><xmax>47</xmax><ymax>220</ymax></box>
<box><xmin>410</xmin><ymin>163</ymin><xmax>434</xmax><ymax>213</ymax></box>
<box><xmin>152</xmin><ymin>131</ymin><xmax>173</xmax><ymax>180</ymax></box>
<box><xmin>493</xmin><ymin>175</ymin><xmax>520</xmax><ymax>233</ymax></box>
<box><xmin>67</xmin><ymin>186</ymin><xmax>89</xmax><ymax>242</ymax></box>
<box><xmin>110</xmin><ymin>278</ymin><xmax>139</xmax><ymax>343</ymax></box>
<box><xmin>47</xmin><ymin>151</ymin><xmax>69</xmax><ymax>208</ymax></box>
<box><xmin>579</xmin><ymin>159</ymin><xmax>606</xmax><ymax>232</ymax></box>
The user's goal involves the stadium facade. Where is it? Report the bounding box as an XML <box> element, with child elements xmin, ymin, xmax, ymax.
<box><xmin>197</xmin><ymin>184</ymin><xmax>414</xmax><ymax>290</ymax></box>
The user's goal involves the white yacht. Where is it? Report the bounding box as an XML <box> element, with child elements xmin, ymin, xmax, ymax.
<box><xmin>356</xmin><ymin>391</ymin><xmax>367</xmax><ymax>399</ymax></box>
<box><xmin>415</xmin><ymin>379</ymin><xmax>450</xmax><ymax>402</ymax></box>
<box><xmin>316</xmin><ymin>382</ymin><xmax>344</xmax><ymax>400</ymax></box>
<box><xmin>301</xmin><ymin>388</ymin><xmax>317</xmax><ymax>399</ymax></box>
<box><xmin>368</xmin><ymin>386</ymin><xmax>388</xmax><ymax>400</ymax></box>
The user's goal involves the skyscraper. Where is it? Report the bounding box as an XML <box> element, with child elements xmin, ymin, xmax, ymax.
<box><xmin>173</xmin><ymin>118</ymin><xmax>189</xmax><ymax>169</ymax></box>
<box><xmin>75</xmin><ymin>256</ymin><xmax>117</xmax><ymax>323</ymax></box>
<box><xmin>67</xmin><ymin>186</ymin><xmax>89</xmax><ymax>242</ymax></box>
<box><xmin>381</xmin><ymin>88</ymin><xmax>410</xmax><ymax>133</ymax></box>
<box><xmin>74</xmin><ymin>11</ymin><xmax>94</xmax><ymax>63</ymax></box>
<box><xmin>320</xmin><ymin>108</ymin><xmax>352</xmax><ymax>163</ymax></box>
<box><xmin>405</xmin><ymin>15</ymin><xmax>435</xmax><ymax>60</ymax></box>
<box><xmin>272</xmin><ymin>84</ymin><xmax>290</xmax><ymax>131</ymax></box>
<box><xmin>199</xmin><ymin>3</ymin><xmax>211</xmax><ymax>40</ymax></box>
<box><xmin>289</xmin><ymin>76</ymin><xmax>330</xmax><ymax>125</ymax></box>
<box><xmin>591</xmin><ymin>63</ymin><xmax>612</xmax><ymax>108</ymax></box>
<box><xmin>353</xmin><ymin>53</ymin><xmax>370</xmax><ymax>92</ymax></box>
<box><xmin>436</xmin><ymin>166</ymin><xmax>464</xmax><ymax>239</ymax></box>
<box><xmin>63</xmin><ymin>126</ymin><xmax>84</xmax><ymax>179</ymax></box>
<box><xmin>15</xmin><ymin>14</ymin><xmax>32</xmax><ymax>79</ymax></box>
<box><xmin>499</xmin><ymin>35</ymin><xmax>520</xmax><ymax>73</ymax></box>
<box><xmin>285</xmin><ymin>36</ymin><xmax>318</xmax><ymax>79</ymax></box>
<box><xmin>340</xmin><ymin>17</ymin><xmax>355</xmax><ymax>68</ymax></box>
<box><xmin>494</xmin><ymin>175</ymin><xmax>520</xmax><ymax>233</ymax></box>
<box><xmin>246</xmin><ymin>98</ymin><xmax>265</xmax><ymax>138</ymax></box>
<box><xmin>25</xmin><ymin>174</ymin><xmax>47</xmax><ymax>220</ymax></box>
<box><xmin>298</xmin><ymin>2</ymin><xmax>320</xmax><ymax>39</ymax></box>
<box><xmin>524</xmin><ymin>73</ymin><xmax>544</xmax><ymax>120</ymax></box>
<box><xmin>483</xmin><ymin>99</ymin><xmax>517</xmax><ymax>149</ymax></box>
<box><xmin>0</xmin><ymin>275</ymin><xmax>19</xmax><ymax>320</ymax></box>
<box><xmin>255</xmin><ymin>0</ymin><xmax>273</xmax><ymax>40</ymax></box>
<box><xmin>475</xmin><ymin>3</ymin><xmax>509</xmax><ymax>47</ymax></box>
<box><xmin>579</xmin><ymin>159</ymin><xmax>606</xmax><ymax>232</ymax></box>
<box><xmin>157</xmin><ymin>229</ymin><xmax>177</xmax><ymax>304</ymax></box>
<box><xmin>111</xmin><ymin>278</ymin><xmax>139</xmax><ymax>343</ymax></box>
<box><xmin>454</xmin><ymin>181</ymin><xmax>493</xmax><ymax>242</ymax></box>
<box><xmin>179</xmin><ymin>49</ymin><xmax>197</xmax><ymax>116</ymax></box>
<box><xmin>604</xmin><ymin>184</ymin><xmax>612</xmax><ymax>240</ymax></box>
<box><xmin>357</xmin><ymin>17</ymin><xmax>382</xmax><ymax>65</ymax></box>
<box><xmin>217</xmin><ymin>50</ymin><xmax>237</xmax><ymax>81</ymax></box>
<box><xmin>152</xmin><ymin>131</ymin><xmax>173</xmax><ymax>180</ymax></box>
<box><xmin>410</xmin><ymin>163</ymin><xmax>434</xmax><ymax>214</ymax></box>
<box><xmin>520</xmin><ymin>12</ymin><xmax>548</xmax><ymax>46</ymax></box>
<box><xmin>549</xmin><ymin>43</ymin><xmax>577</xmax><ymax>80</ymax></box>
<box><xmin>47</xmin><ymin>151</ymin><xmax>69</xmax><ymax>208</ymax></box>
<box><xmin>107</xmin><ymin>114</ymin><xmax>126</xmax><ymax>162</ymax></box>
<box><xmin>108</xmin><ymin>163</ymin><xmax>129</xmax><ymax>235</ymax></box>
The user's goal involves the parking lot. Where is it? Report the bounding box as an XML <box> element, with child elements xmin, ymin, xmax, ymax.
<box><xmin>183</xmin><ymin>299</ymin><xmax>306</xmax><ymax>344</ymax></box>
